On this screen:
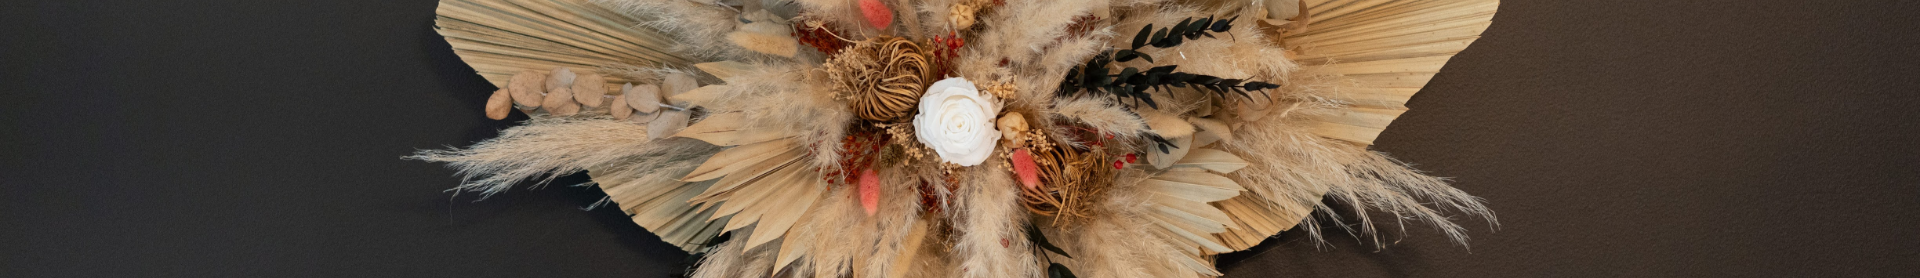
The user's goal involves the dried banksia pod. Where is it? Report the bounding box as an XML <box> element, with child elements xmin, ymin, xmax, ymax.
<box><xmin>826</xmin><ymin>36</ymin><xmax>935</xmax><ymax>122</ymax></box>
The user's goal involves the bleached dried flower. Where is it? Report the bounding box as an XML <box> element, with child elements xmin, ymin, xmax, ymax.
<box><xmin>950</xmin><ymin>3</ymin><xmax>978</xmax><ymax>30</ymax></box>
<box><xmin>913</xmin><ymin>78</ymin><xmax>1000</xmax><ymax>166</ymax></box>
<box><xmin>997</xmin><ymin>112</ymin><xmax>1029</xmax><ymax>146</ymax></box>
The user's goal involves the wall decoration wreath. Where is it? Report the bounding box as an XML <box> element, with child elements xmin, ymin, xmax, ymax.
<box><xmin>412</xmin><ymin>0</ymin><xmax>1499</xmax><ymax>277</ymax></box>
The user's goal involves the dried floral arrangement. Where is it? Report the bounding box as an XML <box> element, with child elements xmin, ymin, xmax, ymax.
<box><xmin>412</xmin><ymin>0</ymin><xmax>1500</xmax><ymax>277</ymax></box>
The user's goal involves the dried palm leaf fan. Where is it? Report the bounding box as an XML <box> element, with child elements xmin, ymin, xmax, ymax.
<box><xmin>418</xmin><ymin>0</ymin><xmax>1500</xmax><ymax>277</ymax></box>
<box><xmin>1210</xmin><ymin>0</ymin><xmax>1502</xmax><ymax>251</ymax></box>
<box><xmin>435</xmin><ymin>0</ymin><xmax>692</xmax><ymax>87</ymax></box>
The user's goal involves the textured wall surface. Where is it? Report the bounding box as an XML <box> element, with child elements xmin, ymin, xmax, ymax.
<box><xmin>3</xmin><ymin>0</ymin><xmax>1917</xmax><ymax>277</ymax></box>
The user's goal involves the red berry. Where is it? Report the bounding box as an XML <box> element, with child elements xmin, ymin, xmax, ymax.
<box><xmin>1125</xmin><ymin>153</ymin><xmax>1138</xmax><ymax>163</ymax></box>
<box><xmin>1113</xmin><ymin>160</ymin><xmax>1125</xmax><ymax>169</ymax></box>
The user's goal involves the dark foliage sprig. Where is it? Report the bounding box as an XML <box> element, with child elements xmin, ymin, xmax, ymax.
<box><xmin>1114</xmin><ymin>16</ymin><xmax>1240</xmax><ymax>63</ymax></box>
<box><xmin>1057</xmin><ymin>16</ymin><xmax>1281</xmax><ymax>110</ymax></box>
<box><xmin>1055</xmin><ymin>16</ymin><xmax>1280</xmax><ymax>153</ymax></box>
<box><xmin>1028</xmin><ymin>223</ymin><xmax>1079</xmax><ymax>278</ymax></box>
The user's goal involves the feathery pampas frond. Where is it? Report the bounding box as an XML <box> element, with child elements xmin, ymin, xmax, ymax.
<box><xmin>1050</xmin><ymin>96</ymin><xmax>1148</xmax><ymax>139</ymax></box>
<box><xmin>1220</xmin><ymin>65</ymin><xmax>1495</xmax><ymax>247</ymax></box>
<box><xmin>950</xmin><ymin>160</ymin><xmax>1042</xmax><ymax>278</ymax></box>
<box><xmin>408</xmin><ymin>117</ymin><xmax>720</xmax><ymax>197</ymax></box>
<box><xmin>594</xmin><ymin>0</ymin><xmax>750</xmax><ymax>60</ymax></box>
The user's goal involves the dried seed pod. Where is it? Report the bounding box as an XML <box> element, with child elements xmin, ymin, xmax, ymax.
<box><xmin>572</xmin><ymin>73</ymin><xmax>606</xmax><ymax>108</ymax></box>
<box><xmin>485</xmin><ymin>88</ymin><xmax>513</xmax><ymax>120</ymax></box>
<box><xmin>507</xmin><ymin>70</ymin><xmax>546</xmax><ymax>107</ymax></box>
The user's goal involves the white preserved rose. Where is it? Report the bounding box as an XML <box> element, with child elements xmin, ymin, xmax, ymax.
<box><xmin>913</xmin><ymin>78</ymin><xmax>1001</xmax><ymax>166</ymax></box>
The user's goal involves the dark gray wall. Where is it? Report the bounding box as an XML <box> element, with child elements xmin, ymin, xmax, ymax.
<box><xmin>3</xmin><ymin>1</ymin><xmax>1916</xmax><ymax>277</ymax></box>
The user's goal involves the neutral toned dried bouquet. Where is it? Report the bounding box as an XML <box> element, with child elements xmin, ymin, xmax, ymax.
<box><xmin>414</xmin><ymin>0</ymin><xmax>1503</xmax><ymax>277</ymax></box>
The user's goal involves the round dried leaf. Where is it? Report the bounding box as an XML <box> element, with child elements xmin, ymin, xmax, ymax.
<box><xmin>648</xmin><ymin>109</ymin><xmax>691</xmax><ymax>140</ymax></box>
<box><xmin>546</xmin><ymin>67</ymin><xmax>577</xmax><ymax>91</ymax></box>
<box><xmin>625</xmin><ymin>83</ymin><xmax>662</xmax><ymax>113</ymax></box>
<box><xmin>508</xmin><ymin>70</ymin><xmax>546</xmax><ymax>107</ymax></box>
<box><xmin>610</xmin><ymin>94</ymin><xmax>633</xmax><ymax>120</ymax></box>
<box><xmin>663</xmin><ymin>73</ymin><xmax>699</xmax><ymax>96</ymax></box>
<box><xmin>572</xmin><ymin>74</ymin><xmax>607</xmax><ymax>108</ymax></box>
<box><xmin>485</xmin><ymin>89</ymin><xmax>513</xmax><ymax>120</ymax></box>
<box><xmin>543</xmin><ymin>86</ymin><xmax>576</xmax><ymax>115</ymax></box>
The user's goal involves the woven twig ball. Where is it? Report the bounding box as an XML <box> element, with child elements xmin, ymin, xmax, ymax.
<box><xmin>828</xmin><ymin>36</ymin><xmax>934</xmax><ymax>122</ymax></box>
